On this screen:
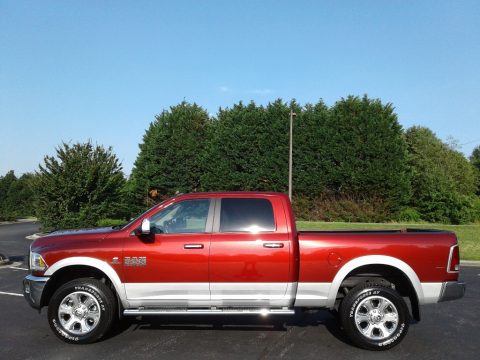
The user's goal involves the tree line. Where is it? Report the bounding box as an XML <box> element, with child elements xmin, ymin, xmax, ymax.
<box><xmin>1</xmin><ymin>95</ymin><xmax>479</xmax><ymax>228</ymax></box>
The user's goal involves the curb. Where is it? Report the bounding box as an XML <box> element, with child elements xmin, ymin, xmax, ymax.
<box><xmin>0</xmin><ymin>218</ymin><xmax>37</xmax><ymax>226</ymax></box>
<box><xmin>25</xmin><ymin>233</ymin><xmax>46</xmax><ymax>240</ymax></box>
<box><xmin>461</xmin><ymin>261</ymin><xmax>480</xmax><ymax>267</ymax></box>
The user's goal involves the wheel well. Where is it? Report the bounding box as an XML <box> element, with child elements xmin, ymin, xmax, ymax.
<box><xmin>41</xmin><ymin>265</ymin><xmax>118</xmax><ymax>309</ymax></box>
<box><xmin>337</xmin><ymin>264</ymin><xmax>420</xmax><ymax>321</ymax></box>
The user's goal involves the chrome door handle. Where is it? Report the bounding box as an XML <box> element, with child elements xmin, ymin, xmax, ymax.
<box><xmin>263</xmin><ymin>243</ymin><xmax>284</xmax><ymax>248</ymax></box>
<box><xmin>184</xmin><ymin>244</ymin><xmax>204</xmax><ymax>249</ymax></box>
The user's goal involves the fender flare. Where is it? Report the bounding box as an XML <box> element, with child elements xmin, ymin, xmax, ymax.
<box><xmin>326</xmin><ymin>255</ymin><xmax>424</xmax><ymax>308</ymax></box>
<box><xmin>44</xmin><ymin>256</ymin><xmax>128</xmax><ymax>307</ymax></box>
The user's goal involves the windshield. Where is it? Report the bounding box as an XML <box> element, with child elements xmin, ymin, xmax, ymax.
<box><xmin>120</xmin><ymin>199</ymin><xmax>168</xmax><ymax>230</ymax></box>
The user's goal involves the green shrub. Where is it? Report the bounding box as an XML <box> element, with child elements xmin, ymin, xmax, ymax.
<box><xmin>396</xmin><ymin>208</ymin><xmax>421</xmax><ymax>223</ymax></box>
<box><xmin>293</xmin><ymin>193</ymin><xmax>390</xmax><ymax>223</ymax></box>
<box><xmin>33</xmin><ymin>142</ymin><xmax>125</xmax><ymax>231</ymax></box>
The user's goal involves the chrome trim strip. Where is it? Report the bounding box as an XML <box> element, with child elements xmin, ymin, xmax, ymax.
<box><xmin>212</xmin><ymin>198</ymin><xmax>221</xmax><ymax>233</ymax></box>
<box><xmin>447</xmin><ymin>244</ymin><xmax>459</xmax><ymax>274</ymax></box>
<box><xmin>205</xmin><ymin>198</ymin><xmax>215</xmax><ymax>233</ymax></box>
<box><xmin>124</xmin><ymin>308</ymin><xmax>295</xmax><ymax>316</ymax></box>
<box><xmin>184</xmin><ymin>244</ymin><xmax>204</xmax><ymax>249</ymax></box>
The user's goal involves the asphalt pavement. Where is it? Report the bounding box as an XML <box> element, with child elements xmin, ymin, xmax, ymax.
<box><xmin>0</xmin><ymin>222</ymin><xmax>479</xmax><ymax>360</ymax></box>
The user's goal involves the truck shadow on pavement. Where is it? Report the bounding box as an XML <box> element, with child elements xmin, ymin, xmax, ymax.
<box><xmin>107</xmin><ymin>309</ymin><xmax>351</xmax><ymax>346</ymax></box>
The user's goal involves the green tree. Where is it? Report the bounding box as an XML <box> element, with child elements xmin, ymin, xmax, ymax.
<box><xmin>323</xmin><ymin>96</ymin><xmax>411</xmax><ymax>207</ymax></box>
<box><xmin>131</xmin><ymin>102</ymin><xmax>210</xmax><ymax>202</ymax></box>
<box><xmin>471</xmin><ymin>145</ymin><xmax>480</xmax><ymax>171</ymax></box>
<box><xmin>33</xmin><ymin>142</ymin><xmax>125</xmax><ymax>230</ymax></box>
<box><xmin>406</xmin><ymin>127</ymin><xmax>478</xmax><ymax>223</ymax></box>
<box><xmin>201</xmin><ymin>100</ymin><xmax>291</xmax><ymax>192</ymax></box>
<box><xmin>0</xmin><ymin>171</ymin><xmax>35</xmax><ymax>220</ymax></box>
<box><xmin>292</xmin><ymin>100</ymin><xmax>329</xmax><ymax>196</ymax></box>
<box><xmin>470</xmin><ymin>145</ymin><xmax>480</xmax><ymax>195</ymax></box>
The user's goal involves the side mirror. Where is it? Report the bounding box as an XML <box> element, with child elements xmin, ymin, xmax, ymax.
<box><xmin>139</xmin><ymin>218</ymin><xmax>151</xmax><ymax>235</ymax></box>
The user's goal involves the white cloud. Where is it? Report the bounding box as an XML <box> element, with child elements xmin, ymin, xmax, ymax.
<box><xmin>219</xmin><ymin>86</ymin><xmax>231</xmax><ymax>93</ymax></box>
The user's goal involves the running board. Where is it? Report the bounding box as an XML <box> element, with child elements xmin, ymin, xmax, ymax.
<box><xmin>123</xmin><ymin>307</ymin><xmax>295</xmax><ymax>316</ymax></box>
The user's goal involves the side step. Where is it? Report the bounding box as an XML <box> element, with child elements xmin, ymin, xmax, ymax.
<box><xmin>123</xmin><ymin>307</ymin><xmax>295</xmax><ymax>316</ymax></box>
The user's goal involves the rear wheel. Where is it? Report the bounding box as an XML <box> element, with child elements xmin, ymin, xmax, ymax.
<box><xmin>339</xmin><ymin>282</ymin><xmax>410</xmax><ymax>350</ymax></box>
<box><xmin>48</xmin><ymin>278</ymin><xmax>116</xmax><ymax>344</ymax></box>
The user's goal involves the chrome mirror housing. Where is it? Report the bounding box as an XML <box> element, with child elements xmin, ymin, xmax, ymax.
<box><xmin>141</xmin><ymin>218</ymin><xmax>151</xmax><ymax>235</ymax></box>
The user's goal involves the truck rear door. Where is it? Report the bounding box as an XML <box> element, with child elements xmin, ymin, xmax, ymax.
<box><xmin>209</xmin><ymin>196</ymin><xmax>292</xmax><ymax>307</ymax></box>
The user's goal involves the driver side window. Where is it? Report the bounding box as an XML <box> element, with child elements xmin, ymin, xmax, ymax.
<box><xmin>150</xmin><ymin>199</ymin><xmax>211</xmax><ymax>234</ymax></box>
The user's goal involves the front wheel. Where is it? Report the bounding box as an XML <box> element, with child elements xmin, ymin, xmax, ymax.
<box><xmin>339</xmin><ymin>282</ymin><xmax>410</xmax><ymax>350</ymax></box>
<box><xmin>48</xmin><ymin>278</ymin><xmax>116</xmax><ymax>344</ymax></box>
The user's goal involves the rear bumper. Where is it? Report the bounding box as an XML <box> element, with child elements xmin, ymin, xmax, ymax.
<box><xmin>23</xmin><ymin>274</ymin><xmax>49</xmax><ymax>310</ymax></box>
<box><xmin>439</xmin><ymin>281</ymin><xmax>466</xmax><ymax>302</ymax></box>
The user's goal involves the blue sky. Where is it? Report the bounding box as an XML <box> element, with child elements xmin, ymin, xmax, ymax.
<box><xmin>1</xmin><ymin>0</ymin><xmax>479</xmax><ymax>176</ymax></box>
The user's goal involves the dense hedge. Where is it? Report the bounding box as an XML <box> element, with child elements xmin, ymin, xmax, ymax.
<box><xmin>129</xmin><ymin>97</ymin><xmax>480</xmax><ymax>224</ymax></box>
<box><xmin>3</xmin><ymin>96</ymin><xmax>478</xmax><ymax>228</ymax></box>
<box><xmin>0</xmin><ymin>171</ymin><xmax>35</xmax><ymax>221</ymax></box>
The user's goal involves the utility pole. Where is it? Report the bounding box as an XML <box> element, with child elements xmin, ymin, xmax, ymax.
<box><xmin>288</xmin><ymin>110</ymin><xmax>296</xmax><ymax>200</ymax></box>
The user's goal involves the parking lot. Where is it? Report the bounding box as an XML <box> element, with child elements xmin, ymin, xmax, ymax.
<box><xmin>1</xmin><ymin>222</ymin><xmax>479</xmax><ymax>360</ymax></box>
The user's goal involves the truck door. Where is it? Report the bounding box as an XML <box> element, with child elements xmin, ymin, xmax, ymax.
<box><xmin>209</xmin><ymin>197</ymin><xmax>292</xmax><ymax>307</ymax></box>
<box><xmin>123</xmin><ymin>198</ymin><xmax>214</xmax><ymax>306</ymax></box>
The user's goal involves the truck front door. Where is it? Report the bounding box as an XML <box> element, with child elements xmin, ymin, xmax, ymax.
<box><xmin>123</xmin><ymin>198</ymin><xmax>214</xmax><ymax>306</ymax></box>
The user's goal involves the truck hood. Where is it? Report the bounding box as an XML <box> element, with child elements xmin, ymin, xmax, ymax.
<box><xmin>30</xmin><ymin>226</ymin><xmax>117</xmax><ymax>253</ymax></box>
<box><xmin>47</xmin><ymin>227</ymin><xmax>114</xmax><ymax>237</ymax></box>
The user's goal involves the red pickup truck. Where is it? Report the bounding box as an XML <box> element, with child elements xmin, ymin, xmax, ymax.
<box><xmin>23</xmin><ymin>192</ymin><xmax>465</xmax><ymax>350</ymax></box>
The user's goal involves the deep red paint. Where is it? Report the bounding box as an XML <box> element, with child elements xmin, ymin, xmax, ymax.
<box><xmin>31</xmin><ymin>192</ymin><xmax>459</xmax><ymax>285</ymax></box>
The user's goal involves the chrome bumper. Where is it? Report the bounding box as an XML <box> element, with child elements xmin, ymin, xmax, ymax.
<box><xmin>23</xmin><ymin>274</ymin><xmax>49</xmax><ymax>310</ymax></box>
<box><xmin>439</xmin><ymin>281</ymin><xmax>466</xmax><ymax>302</ymax></box>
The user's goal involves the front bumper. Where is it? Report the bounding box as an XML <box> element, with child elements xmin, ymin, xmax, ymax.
<box><xmin>23</xmin><ymin>274</ymin><xmax>49</xmax><ymax>310</ymax></box>
<box><xmin>439</xmin><ymin>281</ymin><xmax>466</xmax><ymax>302</ymax></box>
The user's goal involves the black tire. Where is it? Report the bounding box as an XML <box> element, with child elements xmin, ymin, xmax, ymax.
<box><xmin>339</xmin><ymin>282</ymin><xmax>410</xmax><ymax>350</ymax></box>
<box><xmin>48</xmin><ymin>278</ymin><xmax>116</xmax><ymax>344</ymax></box>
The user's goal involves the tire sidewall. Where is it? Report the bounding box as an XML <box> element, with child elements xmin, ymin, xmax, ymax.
<box><xmin>48</xmin><ymin>280</ymin><xmax>112</xmax><ymax>344</ymax></box>
<box><xmin>342</xmin><ymin>286</ymin><xmax>409</xmax><ymax>350</ymax></box>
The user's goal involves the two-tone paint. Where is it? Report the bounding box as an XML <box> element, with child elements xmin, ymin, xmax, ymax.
<box><xmin>28</xmin><ymin>192</ymin><xmax>461</xmax><ymax>312</ymax></box>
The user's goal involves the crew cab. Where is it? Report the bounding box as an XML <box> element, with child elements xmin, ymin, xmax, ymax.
<box><xmin>23</xmin><ymin>192</ymin><xmax>465</xmax><ymax>350</ymax></box>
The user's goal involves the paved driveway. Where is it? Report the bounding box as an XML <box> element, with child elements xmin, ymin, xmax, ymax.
<box><xmin>0</xmin><ymin>222</ymin><xmax>478</xmax><ymax>360</ymax></box>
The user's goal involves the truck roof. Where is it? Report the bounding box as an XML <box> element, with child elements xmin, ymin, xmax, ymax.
<box><xmin>174</xmin><ymin>191</ymin><xmax>289</xmax><ymax>199</ymax></box>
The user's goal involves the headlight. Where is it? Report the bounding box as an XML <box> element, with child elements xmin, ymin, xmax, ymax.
<box><xmin>30</xmin><ymin>252</ymin><xmax>48</xmax><ymax>271</ymax></box>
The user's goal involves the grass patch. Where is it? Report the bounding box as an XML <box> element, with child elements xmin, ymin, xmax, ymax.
<box><xmin>297</xmin><ymin>221</ymin><xmax>480</xmax><ymax>261</ymax></box>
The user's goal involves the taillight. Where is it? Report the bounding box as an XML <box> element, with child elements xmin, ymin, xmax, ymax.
<box><xmin>448</xmin><ymin>245</ymin><xmax>460</xmax><ymax>273</ymax></box>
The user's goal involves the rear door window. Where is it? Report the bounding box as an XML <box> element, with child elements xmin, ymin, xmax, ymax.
<box><xmin>219</xmin><ymin>198</ymin><xmax>275</xmax><ymax>232</ymax></box>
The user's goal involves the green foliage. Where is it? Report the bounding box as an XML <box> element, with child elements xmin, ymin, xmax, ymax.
<box><xmin>406</xmin><ymin>127</ymin><xmax>479</xmax><ymax>224</ymax></box>
<box><xmin>33</xmin><ymin>142</ymin><xmax>125</xmax><ymax>230</ymax></box>
<box><xmin>131</xmin><ymin>102</ymin><xmax>210</xmax><ymax>203</ymax></box>
<box><xmin>292</xmin><ymin>194</ymin><xmax>390</xmax><ymax>223</ymax></box>
<box><xmin>23</xmin><ymin>97</ymin><xmax>480</xmax><ymax>228</ymax></box>
<box><xmin>396</xmin><ymin>208</ymin><xmax>421</xmax><ymax>223</ymax></box>
<box><xmin>470</xmin><ymin>145</ymin><xmax>480</xmax><ymax>171</ymax></box>
<box><xmin>0</xmin><ymin>171</ymin><xmax>35</xmax><ymax>220</ymax></box>
<box><xmin>201</xmin><ymin>100</ymin><xmax>291</xmax><ymax>192</ymax></box>
<box><xmin>200</xmin><ymin>95</ymin><xmax>410</xmax><ymax>213</ymax></box>
<box><xmin>292</xmin><ymin>101</ymin><xmax>330</xmax><ymax>195</ymax></box>
<box><xmin>470</xmin><ymin>146</ymin><xmax>480</xmax><ymax>195</ymax></box>
<box><xmin>324</xmin><ymin>96</ymin><xmax>411</xmax><ymax>208</ymax></box>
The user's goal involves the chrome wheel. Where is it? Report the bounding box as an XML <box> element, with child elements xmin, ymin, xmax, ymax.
<box><xmin>354</xmin><ymin>295</ymin><xmax>399</xmax><ymax>340</ymax></box>
<box><xmin>58</xmin><ymin>291</ymin><xmax>101</xmax><ymax>335</ymax></box>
